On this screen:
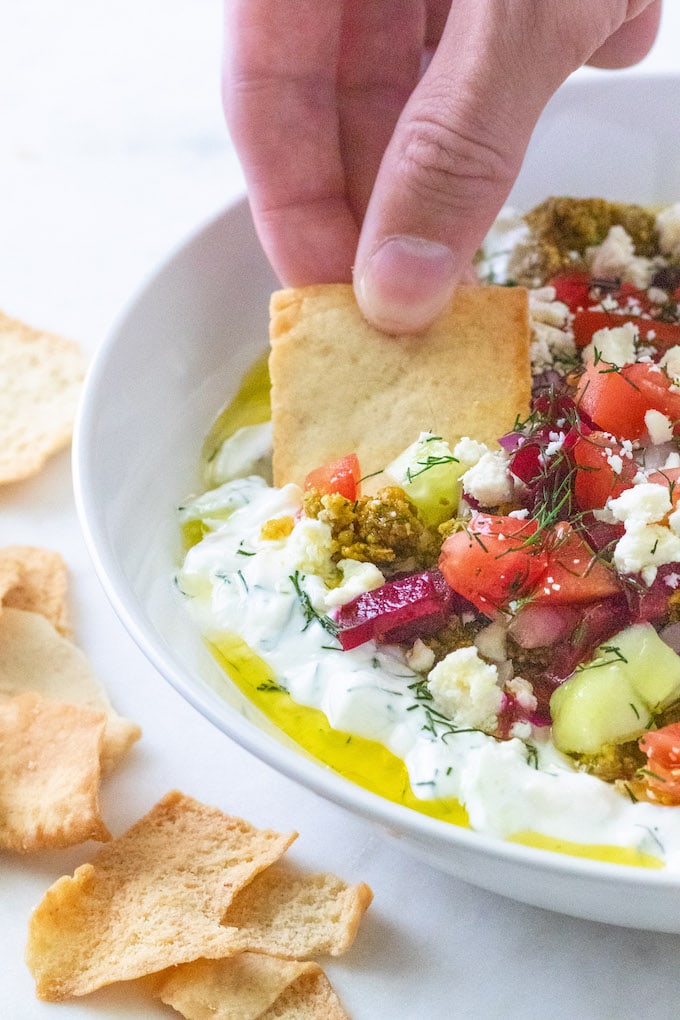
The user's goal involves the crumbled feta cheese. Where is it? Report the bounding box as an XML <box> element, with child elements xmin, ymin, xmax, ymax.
<box><xmin>530</xmin><ymin>321</ymin><xmax>577</xmax><ymax>374</ymax></box>
<box><xmin>506</xmin><ymin>676</ymin><xmax>538</xmax><ymax>714</ymax></box>
<box><xmin>588</xmin><ymin>224</ymin><xmax>653</xmax><ymax>288</ymax></box>
<box><xmin>590</xmin><ymin>224</ymin><xmax>634</xmax><ymax>275</ymax></box>
<box><xmin>481</xmin><ymin>207</ymin><xmax>530</xmax><ymax>283</ymax></box>
<box><xmin>527</xmin><ymin>285</ymin><xmax>576</xmax><ymax>372</ymax></box>
<box><xmin>544</xmin><ymin>431</ymin><xmax>566</xmax><ymax>458</ymax></box>
<box><xmin>287</xmin><ymin>518</ymin><xmax>336</xmax><ymax>581</ymax></box>
<box><xmin>453</xmin><ymin>437</ymin><xmax>488</xmax><ymax>466</ymax></box>
<box><xmin>605</xmin><ymin>450</ymin><xmax>623</xmax><ymax>475</ymax></box>
<box><xmin>659</xmin><ymin>345</ymin><xmax>680</xmax><ymax>383</ymax></box>
<box><xmin>461</xmin><ymin>450</ymin><xmax>513</xmax><ymax>506</ymax></box>
<box><xmin>323</xmin><ymin>558</ymin><xmax>385</xmax><ymax>609</ymax></box>
<box><xmin>405</xmin><ymin>638</ymin><xmax>436</xmax><ymax>674</ymax></box>
<box><xmin>656</xmin><ymin>203</ymin><xmax>680</xmax><ymax>257</ymax></box>
<box><xmin>669</xmin><ymin>509</ymin><xmax>680</xmax><ymax>538</ymax></box>
<box><xmin>613</xmin><ymin>520</ymin><xmax>680</xmax><ymax>583</ymax></box>
<box><xmin>665</xmin><ymin>452</ymin><xmax>680</xmax><ymax>470</ymax></box>
<box><xmin>645</xmin><ymin>409</ymin><xmax>674</xmax><ymax>445</ymax></box>
<box><xmin>608</xmin><ymin>483</ymin><xmax>672</xmax><ymax>525</ymax></box>
<box><xmin>509</xmin><ymin>720</ymin><xmax>533</xmax><ymax>740</ymax></box>
<box><xmin>529</xmin><ymin>291</ymin><xmax>570</xmax><ymax>329</ymax></box>
<box><xmin>427</xmin><ymin>646</ymin><xmax>503</xmax><ymax>732</ymax></box>
<box><xmin>582</xmin><ymin>320</ymin><xmax>637</xmax><ymax>367</ymax></box>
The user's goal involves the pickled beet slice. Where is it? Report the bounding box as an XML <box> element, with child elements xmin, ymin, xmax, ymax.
<box><xmin>334</xmin><ymin>569</ymin><xmax>461</xmax><ymax>650</ymax></box>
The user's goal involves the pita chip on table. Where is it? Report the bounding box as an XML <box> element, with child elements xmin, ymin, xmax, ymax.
<box><xmin>25</xmin><ymin>791</ymin><xmax>372</xmax><ymax>1014</ymax></box>
<box><xmin>26</xmin><ymin>791</ymin><xmax>297</xmax><ymax>1000</ymax></box>
<box><xmin>0</xmin><ymin>692</ymin><xmax>110</xmax><ymax>852</ymax></box>
<box><xmin>0</xmin><ymin>545</ymin><xmax>71</xmax><ymax>636</ymax></box>
<box><xmin>269</xmin><ymin>282</ymin><xmax>531</xmax><ymax>486</ymax></box>
<box><xmin>0</xmin><ymin>309</ymin><xmax>86</xmax><ymax>484</ymax></box>
<box><xmin>0</xmin><ymin>606</ymin><xmax>140</xmax><ymax>772</ymax></box>
<box><xmin>219</xmin><ymin>859</ymin><xmax>373</xmax><ymax>958</ymax></box>
<box><xmin>152</xmin><ymin>953</ymin><xmax>350</xmax><ymax>1020</ymax></box>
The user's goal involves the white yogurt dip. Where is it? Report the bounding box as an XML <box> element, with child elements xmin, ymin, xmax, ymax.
<box><xmin>178</xmin><ymin>470</ymin><xmax>680</xmax><ymax>869</ymax></box>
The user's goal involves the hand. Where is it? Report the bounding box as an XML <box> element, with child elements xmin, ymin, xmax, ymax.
<box><xmin>223</xmin><ymin>1</ymin><xmax>661</xmax><ymax>333</ymax></box>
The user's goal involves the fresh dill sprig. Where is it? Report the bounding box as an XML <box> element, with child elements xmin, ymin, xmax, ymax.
<box><xmin>406</xmin><ymin>452</ymin><xmax>459</xmax><ymax>482</ymax></box>
<box><xmin>289</xmin><ymin>570</ymin><xmax>339</xmax><ymax>639</ymax></box>
<box><xmin>576</xmin><ymin>644</ymin><xmax>628</xmax><ymax>672</ymax></box>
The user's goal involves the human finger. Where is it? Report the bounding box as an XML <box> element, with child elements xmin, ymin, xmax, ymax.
<box><xmin>337</xmin><ymin>0</ymin><xmax>426</xmax><ymax>225</ymax></box>
<box><xmin>223</xmin><ymin>1</ymin><xmax>357</xmax><ymax>284</ymax></box>
<box><xmin>353</xmin><ymin>1</ymin><xmax>655</xmax><ymax>333</ymax></box>
<box><xmin>588</xmin><ymin>1</ymin><xmax>661</xmax><ymax>69</ymax></box>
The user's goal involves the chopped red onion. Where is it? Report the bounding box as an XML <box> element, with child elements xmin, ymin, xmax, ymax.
<box><xmin>508</xmin><ymin>603</ymin><xmax>579</xmax><ymax>649</ymax></box>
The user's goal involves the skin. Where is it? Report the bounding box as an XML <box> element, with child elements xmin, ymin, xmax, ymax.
<box><xmin>223</xmin><ymin>1</ymin><xmax>662</xmax><ymax>333</ymax></box>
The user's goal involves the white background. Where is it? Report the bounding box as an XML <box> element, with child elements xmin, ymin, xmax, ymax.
<box><xmin>2</xmin><ymin>3</ymin><xmax>680</xmax><ymax>1018</ymax></box>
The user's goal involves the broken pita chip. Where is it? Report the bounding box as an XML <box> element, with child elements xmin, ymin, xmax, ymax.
<box><xmin>0</xmin><ymin>546</ymin><xmax>70</xmax><ymax>636</ymax></box>
<box><xmin>265</xmin><ymin>965</ymin><xmax>350</xmax><ymax>1020</ymax></box>
<box><xmin>25</xmin><ymin>790</ymin><xmax>297</xmax><ymax>1000</ymax></box>
<box><xmin>0</xmin><ymin>691</ymin><xmax>110</xmax><ymax>852</ymax></box>
<box><xmin>269</xmin><ymin>283</ymin><xmax>531</xmax><ymax>486</ymax></box>
<box><xmin>220</xmin><ymin>860</ymin><xmax>373</xmax><ymax>958</ymax></box>
<box><xmin>0</xmin><ymin>607</ymin><xmax>140</xmax><ymax>772</ymax></box>
<box><xmin>153</xmin><ymin>954</ymin><xmax>348</xmax><ymax>1020</ymax></box>
<box><xmin>0</xmin><ymin>309</ymin><xmax>86</xmax><ymax>484</ymax></box>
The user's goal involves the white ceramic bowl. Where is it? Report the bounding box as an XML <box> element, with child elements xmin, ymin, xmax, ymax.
<box><xmin>74</xmin><ymin>73</ymin><xmax>680</xmax><ymax>932</ymax></box>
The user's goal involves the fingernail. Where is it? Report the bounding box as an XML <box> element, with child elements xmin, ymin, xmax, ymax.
<box><xmin>356</xmin><ymin>235</ymin><xmax>457</xmax><ymax>334</ymax></box>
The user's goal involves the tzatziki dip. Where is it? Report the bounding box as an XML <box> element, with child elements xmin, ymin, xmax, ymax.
<box><xmin>178</xmin><ymin>198</ymin><xmax>680</xmax><ymax>870</ymax></box>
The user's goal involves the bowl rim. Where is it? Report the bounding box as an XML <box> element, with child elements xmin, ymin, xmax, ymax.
<box><xmin>73</xmin><ymin>72</ymin><xmax>680</xmax><ymax>892</ymax></box>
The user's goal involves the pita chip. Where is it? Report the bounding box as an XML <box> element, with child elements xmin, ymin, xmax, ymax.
<box><xmin>220</xmin><ymin>860</ymin><xmax>373</xmax><ymax>958</ymax></box>
<box><xmin>0</xmin><ymin>607</ymin><xmax>140</xmax><ymax>772</ymax></box>
<box><xmin>269</xmin><ymin>283</ymin><xmax>531</xmax><ymax>485</ymax></box>
<box><xmin>0</xmin><ymin>545</ymin><xmax>71</xmax><ymax>636</ymax></box>
<box><xmin>153</xmin><ymin>954</ymin><xmax>348</xmax><ymax>1020</ymax></box>
<box><xmin>26</xmin><ymin>791</ymin><xmax>297</xmax><ymax>1000</ymax></box>
<box><xmin>0</xmin><ymin>691</ymin><xmax>110</xmax><ymax>852</ymax></box>
<box><xmin>0</xmin><ymin>309</ymin><xmax>86</xmax><ymax>484</ymax></box>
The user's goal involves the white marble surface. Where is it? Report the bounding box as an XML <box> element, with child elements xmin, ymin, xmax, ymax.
<box><xmin>2</xmin><ymin>3</ymin><xmax>680</xmax><ymax>1018</ymax></box>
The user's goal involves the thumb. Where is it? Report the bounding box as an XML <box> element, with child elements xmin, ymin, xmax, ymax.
<box><xmin>353</xmin><ymin>1</ymin><xmax>623</xmax><ymax>334</ymax></box>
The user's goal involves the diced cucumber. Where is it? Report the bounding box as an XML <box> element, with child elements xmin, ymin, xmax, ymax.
<box><xmin>550</xmin><ymin>667</ymin><xmax>651</xmax><ymax>755</ymax></box>
<box><xmin>384</xmin><ymin>433</ymin><xmax>467</xmax><ymax>526</ymax></box>
<box><xmin>550</xmin><ymin>623</ymin><xmax>680</xmax><ymax>755</ymax></box>
<box><xmin>617</xmin><ymin>623</ymin><xmax>680</xmax><ymax>711</ymax></box>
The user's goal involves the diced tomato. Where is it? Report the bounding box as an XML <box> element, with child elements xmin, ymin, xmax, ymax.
<box><xmin>571</xmin><ymin>431</ymin><xmax>637</xmax><ymax>511</ymax></box>
<box><xmin>547</xmin><ymin>273</ymin><xmax>651</xmax><ymax>316</ymax></box>
<box><xmin>531</xmin><ymin>522</ymin><xmax>621</xmax><ymax>604</ymax></box>
<box><xmin>304</xmin><ymin>453</ymin><xmax>361</xmax><ymax>501</ymax></box>
<box><xmin>640</xmin><ymin>723</ymin><xmax>680</xmax><ymax>765</ymax></box>
<box><xmin>624</xmin><ymin>362</ymin><xmax>680</xmax><ymax>427</ymax></box>
<box><xmin>576</xmin><ymin>361</ymin><xmax>652</xmax><ymax>438</ymax></box>
<box><xmin>618</xmin><ymin>281</ymin><xmax>651</xmax><ymax>306</ymax></box>
<box><xmin>571</xmin><ymin>310</ymin><xmax>680</xmax><ymax>349</ymax></box>
<box><xmin>547</xmin><ymin>272</ymin><xmax>592</xmax><ymax>312</ymax></box>
<box><xmin>439</xmin><ymin>514</ymin><xmax>548</xmax><ymax>615</ymax></box>
<box><xmin>638</xmin><ymin>723</ymin><xmax>680</xmax><ymax>805</ymax></box>
<box><xmin>575</xmin><ymin>361</ymin><xmax>652</xmax><ymax>440</ymax></box>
